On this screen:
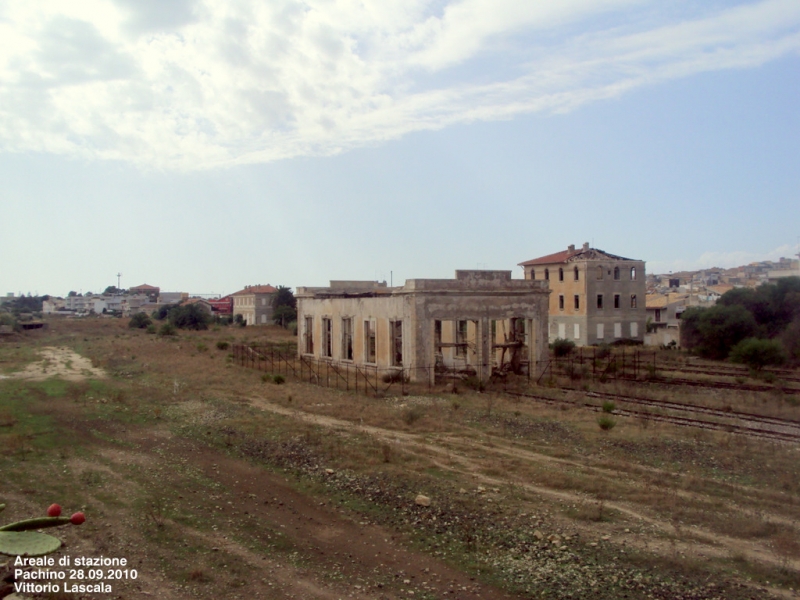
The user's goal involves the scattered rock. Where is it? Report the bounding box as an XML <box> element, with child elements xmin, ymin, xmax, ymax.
<box><xmin>415</xmin><ymin>494</ymin><xmax>431</xmax><ymax>507</ymax></box>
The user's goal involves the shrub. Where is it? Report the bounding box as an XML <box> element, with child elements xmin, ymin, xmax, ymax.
<box><xmin>152</xmin><ymin>304</ymin><xmax>178</xmax><ymax>320</ymax></box>
<box><xmin>401</xmin><ymin>406</ymin><xmax>425</xmax><ymax>426</ymax></box>
<box><xmin>597</xmin><ymin>415</ymin><xmax>616</xmax><ymax>431</ymax></box>
<box><xmin>146</xmin><ymin>324</ymin><xmax>156</xmax><ymax>334</ymax></box>
<box><xmin>169</xmin><ymin>304</ymin><xmax>212</xmax><ymax>331</ymax></box>
<box><xmin>382</xmin><ymin>370</ymin><xmax>407</xmax><ymax>384</ymax></box>
<box><xmin>602</xmin><ymin>401</ymin><xmax>615</xmax><ymax>413</ymax></box>
<box><xmin>158</xmin><ymin>323</ymin><xmax>176</xmax><ymax>336</ymax></box>
<box><xmin>463</xmin><ymin>376</ymin><xmax>485</xmax><ymax>392</ymax></box>
<box><xmin>196</xmin><ymin>343</ymin><xmax>208</xmax><ymax>352</ymax></box>
<box><xmin>729</xmin><ymin>338</ymin><xmax>787</xmax><ymax>371</ymax></box>
<box><xmin>128</xmin><ymin>313</ymin><xmax>152</xmax><ymax>329</ymax></box>
<box><xmin>681</xmin><ymin>305</ymin><xmax>758</xmax><ymax>360</ymax></box>
<box><xmin>273</xmin><ymin>375</ymin><xmax>285</xmax><ymax>385</ymax></box>
<box><xmin>216</xmin><ymin>341</ymin><xmax>230</xmax><ymax>351</ymax></box>
<box><xmin>552</xmin><ymin>338</ymin><xmax>576</xmax><ymax>358</ymax></box>
<box><xmin>595</xmin><ymin>344</ymin><xmax>611</xmax><ymax>359</ymax></box>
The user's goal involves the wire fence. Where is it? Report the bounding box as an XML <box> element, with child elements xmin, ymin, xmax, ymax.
<box><xmin>232</xmin><ymin>343</ymin><xmax>661</xmax><ymax>397</ymax></box>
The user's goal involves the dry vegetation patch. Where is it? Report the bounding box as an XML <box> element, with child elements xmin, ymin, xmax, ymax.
<box><xmin>2</xmin><ymin>318</ymin><xmax>799</xmax><ymax>599</ymax></box>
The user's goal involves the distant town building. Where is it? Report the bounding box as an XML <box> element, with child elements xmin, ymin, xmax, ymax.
<box><xmin>129</xmin><ymin>284</ymin><xmax>160</xmax><ymax>302</ymax></box>
<box><xmin>232</xmin><ymin>285</ymin><xmax>278</xmax><ymax>325</ymax></box>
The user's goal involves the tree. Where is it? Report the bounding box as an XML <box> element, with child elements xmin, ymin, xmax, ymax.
<box><xmin>729</xmin><ymin>338</ymin><xmax>787</xmax><ymax>371</ymax></box>
<box><xmin>128</xmin><ymin>313</ymin><xmax>152</xmax><ymax>329</ymax></box>
<box><xmin>272</xmin><ymin>286</ymin><xmax>297</xmax><ymax>328</ymax></box>
<box><xmin>681</xmin><ymin>305</ymin><xmax>757</xmax><ymax>360</ymax></box>
<box><xmin>152</xmin><ymin>304</ymin><xmax>178</xmax><ymax>320</ymax></box>
<box><xmin>551</xmin><ymin>338</ymin><xmax>575</xmax><ymax>357</ymax></box>
<box><xmin>168</xmin><ymin>304</ymin><xmax>211</xmax><ymax>330</ymax></box>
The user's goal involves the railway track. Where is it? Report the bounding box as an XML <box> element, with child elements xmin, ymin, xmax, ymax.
<box><xmin>506</xmin><ymin>389</ymin><xmax>800</xmax><ymax>443</ymax></box>
<box><xmin>655</xmin><ymin>364</ymin><xmax>800</xmax><ymax>385</ymax></box>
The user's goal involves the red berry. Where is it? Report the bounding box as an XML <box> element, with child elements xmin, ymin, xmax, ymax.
<box><xmin>47</xmin><ymin>504</ymin><xmax>62</xmax><ymax>517</ymax></box>
<box><xmin>70</xmin><ymin>512</ymin><xmax>86</xmax><ymax>525</ymax></box>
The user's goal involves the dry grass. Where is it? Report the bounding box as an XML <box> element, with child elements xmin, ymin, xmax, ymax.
<box><xmin>2</xmin><ymin>318</ymin><xmax>800</xmax><ymax>598</ymax></box>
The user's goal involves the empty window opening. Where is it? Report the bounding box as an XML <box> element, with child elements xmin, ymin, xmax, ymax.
<box><xmin>456</xmin><ymin>320</ymin><xmax>468</xmax><ymax>357</ymax></box>
<box><xmin>322</xmin><ymin>318</ymin><xmax>332</xmax><ymax>357</ymax></box>
<box><xmin>530</xmin><ymin>269</ymin><xmax>535</xmax><ymax>280</ymax></box>
<box><xmin>544</xmin><ymin>268</ymin><xmax>550</xmax><ymax>280</ymax></box>
<box><xmin>559</xmin><ymin>295</ymin><xmax>565</xmax><ymax>310</ymax></box>
<box><xmin>614</xmin><ymin>266</ymin><xmax>620</xmax><ymax>280</ymax></box>
<box><xmin>630</xmin><ymin>266</ymin><xmax>637</xmax><ymax>280</ymax></box>
<box><xmin>304</xmin><ymin>316</ymin><xmax>314</xmax><ymax>354</ymax></box>
<box><xmin>434</xmin><ymin>320</ymin><xmax>442</xmax><ymax>348</ymax></box>
<box><xmin>614</xmin><ymin>294</ymin><xmax>620</xmax><ymax>309</ymax></box>
<box><xmin>655</xmin><ymin>309</ymin><xmax>661</xmax><ymax>322</ymax></box>
<box><xmin>574</xmin><ymin>295</ymin><xmax>580</xmax><ymax>310</ymax></box>
<box><xmin>597</xmin><ymin>294</ymin><xmax>603</xmax><ymax>309</ymax></box>
<box><xmin>364</xmin><ymin>320</ymin><xmax>376</xmax><ymax>363</ymax></box>
<box><xmin>630</xmin><ymin>294</ymin><xmax>637</xmax><ymax>309</ymax></box>
<box><xmin>559</xmin><ymin>268</ymin><xmax>564</xmax><ymax>281</ymax></box>
<box><xmin>341</xmin><ymin>317</ymin><xmax>353</xmax><ymax>360</ymax></box>
<box><xmin>390</xmin><ymin>320</ymin><xmax>403</xmax><ymax>366</ymax></box>
<box><xmin>574</xmin><ymin>266</ymin><xmax>579</xmax><ymax>281</ymax></box>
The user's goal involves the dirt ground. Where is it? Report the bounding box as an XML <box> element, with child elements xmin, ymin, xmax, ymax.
<box><xmin>2</xmin><ymin>319</ymin><xmax>799</xmax><ymax>599</ymax></box>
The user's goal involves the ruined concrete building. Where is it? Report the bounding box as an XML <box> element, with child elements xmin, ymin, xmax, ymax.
<box><xmin>296</xmin><ymin>270</ymin><xmax>550</xmax><ymax>383</ymax></box>
<box><xmin>519</xmin><ymin>243</ymin><xmax>646</xmax><ymax>345</ymax></box>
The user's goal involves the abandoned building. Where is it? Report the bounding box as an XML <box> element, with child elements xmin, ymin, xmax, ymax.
<box><xmin>295</xmin><ymin>270</ymin><xmax>550</xmax><ymax>384</ymax></box>
<box><xmin>519</xmin><ymin>243</ymin><xmax>646</xmax><ymax>346</ymax></box>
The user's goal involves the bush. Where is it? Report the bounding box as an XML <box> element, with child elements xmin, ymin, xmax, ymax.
<box><xmin>681</xmin><ymin>305</ymin><xmax>758</xmax><ymax>360</ymax></box>
<box><xmin>261</xmin><ymin>374</ymin><xmax>273</xmax><ymax>383</ymax></box>
<box><xmin>169</xmin><ymin>304</ymin><xmax>212</xmax><ymax>331</ymax></box>
<box><xmin>0</xmin><ymin>312</ymin><xmax>19</xmax><ymax>332</ymax></box>
<box><xmin>128</xmin><ymin>313</ymin><xmax>152</xmax><ymax>329</ymax></box>
<box><xmin>158</xmin><ymin>323</ymin><xmax>176</xmax><ymax>336</ymax></box>
<box><xmin>273</xmin><ymin>375</ymin><xmax>285</xmax><ymax>385</ymax></box>
<box><xmin>216</xmin><ymin>341</ymin><xmax>230</xmax><ymax>351</ymax></box>
<box><xmin>146</xmin><ymin>324</ymin><xmax>157</xmax><ymax>334</ymax></box>
<box><xmin>196</xmin><ymin>343</ymin><xmax>208</xmax><ymax>352</ymax></box>
<box><xmin>552</xmin><ymin>338</ymin><xmax>576</xmax><ymax>358</ymax></box>
<box><xmin>602</xmin><ymin>401</ymin><xmax>615</xmax><ymax>413</ymax></box>
<box><xmin>463</xmin><ymin>376</ymin><xmax>486</xmax><ymax>392</ymax></box>
<box><xmin>597</xmin><ymin>415</ymin><xmax>616</xmax><ymax>431</ymax></box>
<box><xmin>152</xmin><ymin>304</ymin><xmax>178</xmax><ymax>320</ymax></box>
<box><xmin>401</xmin><ymin>406</ymin><xmax>425</xmax><ymax>426</ymax></box>
<box><xmin>729</xmin><ymin>338</ymin><xmax>787</xmax><ymax>371</ymax></box>
<box><xmin>594</xmin><ymin>344</ymin><xmax>611</xmax><ymax>359</ymax></box>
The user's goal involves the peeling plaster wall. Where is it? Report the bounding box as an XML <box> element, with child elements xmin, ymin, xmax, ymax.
<box><xmin>297</xmin><ymin>271</ymin><xmax>550</xmax><ymax>383</ymax></box>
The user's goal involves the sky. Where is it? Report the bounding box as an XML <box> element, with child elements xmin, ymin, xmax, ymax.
<box><xmin>1</xmin><ymin>0</ymin><xmax>799</xmax><ymax>297</ymax></box>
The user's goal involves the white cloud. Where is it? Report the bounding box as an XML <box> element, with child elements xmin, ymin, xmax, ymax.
<box><xmin>649</xmin><ymin>243</ymin><xmax>800</xmax><ymax>274</ymax></box>
<box><xmin>1</xmin><ymin>0</ymin><xmax>799</xmax><ymax>169</ymax></box>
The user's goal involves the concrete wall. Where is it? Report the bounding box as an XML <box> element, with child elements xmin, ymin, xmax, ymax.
<box><xmin>297</xmin><ymin>271</ymin><xmax>550</xmax><ymax>383</ymax></box>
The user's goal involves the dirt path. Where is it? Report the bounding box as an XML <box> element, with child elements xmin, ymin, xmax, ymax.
<box><xmin>84</xmin><ymin>421</ymin><xmax>520</xmax><ymax>600</ymax></box>
<box><xmin>247</xmin><ymin>397</ymin><xmax>800</xmax><ymax>574</ymax></box>
<box><xmin>3</xmin><ymin>346</ymin><xmax>106</xmax><ymax>381</ymax></box>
